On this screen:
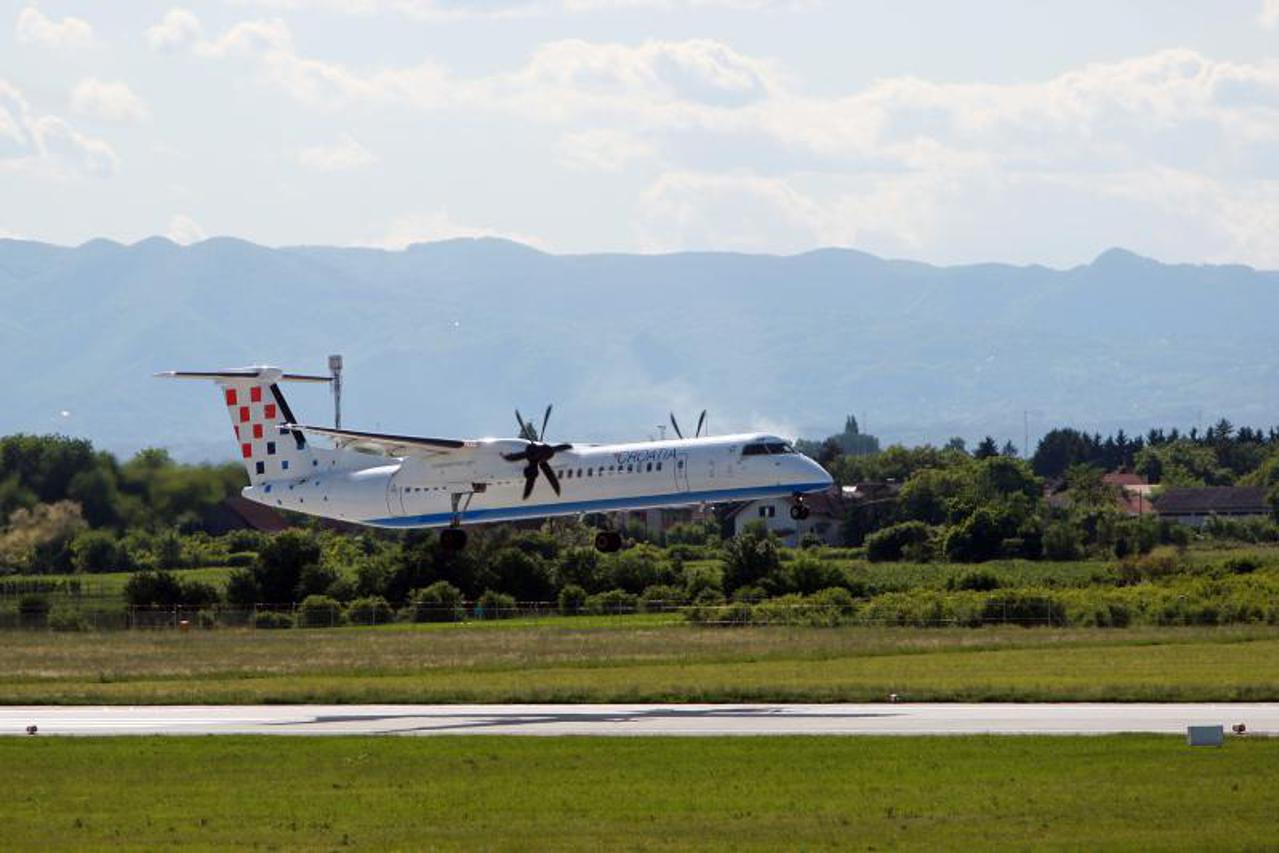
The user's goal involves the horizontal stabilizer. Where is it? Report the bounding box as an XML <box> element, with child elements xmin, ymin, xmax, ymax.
<box><xmin>155</xmin><ymin>367</ymin><xmax>331</xmax><ymax>384</ymax></box>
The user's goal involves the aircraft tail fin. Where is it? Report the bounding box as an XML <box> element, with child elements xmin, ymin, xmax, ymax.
<box><xmin>156</xmin><ymin>366</ymin><xmax>330</xmax><ymax>485</ymax></box>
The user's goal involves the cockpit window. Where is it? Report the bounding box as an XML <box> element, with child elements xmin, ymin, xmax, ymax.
<box><xmin>743</xmin><ymin>441</ymin><xmax>795</xmax><ymax>456</ymax></box>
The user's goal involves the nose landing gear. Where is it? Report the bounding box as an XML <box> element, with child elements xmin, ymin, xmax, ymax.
<box><xmin>789</xmin><ymin>495</ymin><xmax>811</xmax><ymax>521</ymax></box>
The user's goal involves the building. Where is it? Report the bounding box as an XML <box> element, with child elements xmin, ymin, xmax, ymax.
<box><xmin>1154</xmin><ymin>486</ymin><xmax>1270</xmax><ymax>527</ymax></box>
<box><xmin>1102</xmin><ymin>471</ymin><xmax>1156</xmax><ymax>516</ymax></box>
<box><xmin>726</xmin><ymin>485</ymin><xmax>865</xmax><ymax>547</ymax></box>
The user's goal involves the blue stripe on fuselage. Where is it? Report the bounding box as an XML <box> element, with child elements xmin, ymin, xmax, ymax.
<box><xmin>364</xmin><ymin>481</ymin><xmax>831</xmax><ymax>528</ymax></box>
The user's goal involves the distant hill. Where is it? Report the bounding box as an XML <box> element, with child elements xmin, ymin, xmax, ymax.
<box><xmin>2</xmin><ymin>236</ymin><xmax>1277</xmax><ymax>461</ymax></box>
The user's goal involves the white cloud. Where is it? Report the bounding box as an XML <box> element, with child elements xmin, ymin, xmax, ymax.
<box><xmin>15</xmin><ymin>6</ymin><xmax>93</xmax><ymax>49</ymax></box>
<box><xmin>70</xmin><ymin>79</ymin><xmax>150</xmax><ymax>123</ymax></box>
<box><xmin>639</xmin><ymin>171</ymin><xmax>825</xmax><ymax>252</ymax></box>
<box><xmin>166</xmin><ymin>213</ymin><xmax>206</xmax><ymax>244</ymax></box>
<box><xmin>371</xmin><ymin>210</ymin><xmax>546</xmax><ymax>249</ymax></box>
<box><xmin>0</xmin><ymin>79</ymin><xmax>119</xmax><ymax>178</ymax></box>
<box><xmin>1260</xmin><ymin>0</ymin><xmax>1279</xmax><ymax>28</ymax></box>
<box><xmin>556</xmin><ymin>128</ymin><xmax>654</xmax><ymax>170</ymax></box>
<box><xmin>146</xmin><ymin>8</ymin><xmax>202</xmax><ymax>50</ymax></box>
<box><xmin>298</xmin><ymin>133</ymin><xmax>375</xmax><ymax>170</ymax></box>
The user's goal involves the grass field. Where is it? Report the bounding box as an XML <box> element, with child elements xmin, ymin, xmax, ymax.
<box><xmin>4</xmin><ymin>622</ymin><xmax>1278</xmax><ymax>704</ymax></box>
<box><xmin>2</xmin><ymin>735</ymin><xmax>1275</xmax><ymax>849</ymax></box>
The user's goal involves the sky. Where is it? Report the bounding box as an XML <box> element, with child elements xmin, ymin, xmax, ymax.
<box><xmin>4</xmin><ymin>0</ymin><xmax>1279</xmax><ymax>267</ymax></box>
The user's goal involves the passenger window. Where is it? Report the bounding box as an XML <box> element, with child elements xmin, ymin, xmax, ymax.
<box><xmin>656</xmin><ymin>462</ymin><xmax>662</xmax><ymax>471</ymax></box>
<box><xmin>646</xmin><ymin>462</ymin><xmax>652</xmax><ymax>472</ymax></box>
<box><xmin>587</xmin><ymin>468</ymin><xmax>593</xmax><ymax>477</ymax></box>
<box><xmin>627</xmin><ymin>464</ymin><xmax>633</xmax><ymax>472</ymax></box>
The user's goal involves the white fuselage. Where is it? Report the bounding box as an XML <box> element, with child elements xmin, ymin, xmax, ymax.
<box><xmin>244</xmin><ymin>432</ymin><xmax>832</xmax><ymax>528</ymax></box>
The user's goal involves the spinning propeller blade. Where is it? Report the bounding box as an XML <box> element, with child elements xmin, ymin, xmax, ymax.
<box><xmin>508</xmin><ymin>406</ymin><xmax>571</xmax><ymax>499</ymax></box>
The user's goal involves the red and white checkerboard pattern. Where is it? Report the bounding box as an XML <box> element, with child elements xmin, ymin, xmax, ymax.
<box><xmin>222</xmin><ymin>382</ymin><xmax>288</xmax><ymax>481</ymax></box>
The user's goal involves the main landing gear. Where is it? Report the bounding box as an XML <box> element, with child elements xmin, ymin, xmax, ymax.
<box><xmin>440</xmin><ymin>527</ymin><xmax>468</xmax><ymax>552</ymax></box>
<box><xmin>789</xmin><ymin>495</ymin><xmax>811</xmax><ymax>521</ymax></box>
<box><xmin>440</xmin><ymin>490</ymin><xmax>478</xmax><ymax>553</ymax></box>
<box><xmin>594</xmin><ymin>530</ymin><xmax>623</xmax><ymax>553</ymax></box>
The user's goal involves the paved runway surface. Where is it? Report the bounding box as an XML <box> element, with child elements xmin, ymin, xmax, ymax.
<box><xmin>3</xmin><ymin>703</ymin><xmax>1276</xmax><ymax>736</ymax></box>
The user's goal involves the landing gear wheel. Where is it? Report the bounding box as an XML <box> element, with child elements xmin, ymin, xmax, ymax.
<box><xmin>594</xmin><ymin>531</ymin><xmax>622</xmax><ymax>553</ymax></box>
<box><xmin>440</xmin><ymin>527</ymin><xmax>468</xmax><ymax>552</ymax></box>
<box><xmin>789</xmin><ymin>503</ymin><xmax>810</xmax><ymax>521</ymax></box>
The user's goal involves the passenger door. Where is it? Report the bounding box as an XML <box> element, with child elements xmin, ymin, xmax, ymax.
<box><xmin>674</xmin><ymin>453</ymin><xmax>690</xmax><ymax>492</ymax></box>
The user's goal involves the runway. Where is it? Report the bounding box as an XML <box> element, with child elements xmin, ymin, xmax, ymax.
<box><xmin>2</xmin><ymin>703</ymin><xmax>1276</xmax><ymax>736</ymax></box>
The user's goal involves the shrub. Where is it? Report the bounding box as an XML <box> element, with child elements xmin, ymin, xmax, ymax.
<box><xmin>347</xmin><ymin>595</ymin><xmax>394</xmax><ymax>626</ymax></box>
<box><xmin>224</xmin><ymin>530</ymin><xmax>265</xmax><ymax>552</ymax></box>
<box><xmin>865</xmin><ymin>521</ymin><xmax>931</xmax><ymax>562</ymax></box>
<box><xmin>251</xmin><ymin>610</ymin><xmax>294</xmax><ymax>630</ymax></box>
<box><xmin>225</xmin><ymin>552</ymin><xmax>256</xmax><ymax>568</ymax></box>
<box><xmin>721</xmin><ymin>522</ymin><xmax>781</xmax><ymax>591</ymax></box>
<box><xmin>297</xmin><ymin>594</ymin><xmax>343</xmax><ymax>628</ymax></box>
<box><xmin>785</xmin><ymin>555</ymin><xmax>845</xmax><ymax>595</ymax></box>
<box><xmin>47</xmin><ymin>607</ymin><xmax>90</xmax><ymax>632</ymax></box>
<box><xmin>1223</xmin><ymin>556</ymin><xmax>1262</xmax><ymax>575</ymax></box>
<box><xmin>180</xmin><ymin>580</ymin><xmax>221</xmax><ymax>608</ymax></box>
<box><xmin>124</xmin><ymin>570</ymin><xmax>185</xmax><ymax>607</ymax></box>
<box><xmin>947</xmin><ymin>569</ymin><xmax>1002</xmax><ymax>592</ymax></box>
<box><xmin>476</xmin><ymin>589</ymin><xmax>517</xmax><ymax>619</ymax></box>
<box><xmin>17</xmin><ymin>593</ymin><xmax>49</xmax><ymax>628</ymax></box>
<box><xmin>254</xmin><ymin>530</ymin><xmax>322</xmax><ymax>603</ymax></box>
<box><xmin>683</xmin><ymin>563</ymin><xmax>722</xmax><ymax>599</ymax></box>
<box><xmin>225</xmin><ymin>569</ymin><xmax>261</xmax><ymax>607</ymax></box>
<box><xmin>810</xmin><ymin>587</ymin><xmax>856</xmax><ymax>616</ymax></box>
<box><xmin>558</xmin><ymin>584</ymin><xmax>588</xmax><ymax>616</ymax></box>
<box><xmin>604</xmin><ymin>544</ymin><xmax>674</xmax><ymax>593</ymax></box>
<box><xmin>409</xmin><ymin>581</ymin><xmax>464</xmax><ymax>622</ymax></box>
<box><xmin>944</xmin><ymin>508</ymin><xmax>1017</xmax><ymax>563</ymax></box>
<box><xmin>556</xmin><ymin>548</ymin><xmax>603</xmax><ymax>593</ymax></box>
<box><xmin>70</xmin><ymin>529</ymin><xmax>131</xmax><ymax>573</ymax></box>
<box><xmin>585</xmin><ymin>588</ymin><xmax>638</xmax><ymax>615</ymax></box>
<box><xmin>1042</xmin><ymin>521</ymin><xmax>1083</xmax><ymax>560</ymax></box>
<box><xmin>731</xmin><ymin>585</ymin><xmax>767</xmax><ymax>603</ymax></box>
<box><xmin>489</xmin><ymin>548</ymin><xmax>555</xmax><ymax>601</ymax></box>
<box><xmin>719</xmin><ymin>601</ymin><xmax>753</xmax><ymax>625</ymax></box>
<box><xmin>639</xmin><ymin>584</ymin><xmax>685</xmax><ymax>612</ymax></box>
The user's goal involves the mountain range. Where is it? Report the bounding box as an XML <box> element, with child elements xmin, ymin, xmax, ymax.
<box><xmin>2</xmin><ymin>236</ymin><xmax>1276</xmax><ymax>461</ymax></box>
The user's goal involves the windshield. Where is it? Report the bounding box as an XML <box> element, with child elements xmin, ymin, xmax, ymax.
<box><xmin>742</xmin><ymin>442</ymin><xmax>795</xmax><ymax>456</ymax></box>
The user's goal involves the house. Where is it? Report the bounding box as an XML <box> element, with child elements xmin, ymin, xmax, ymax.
<box><xmin>726</xmin><ymin>485</ymin><xmax>868</xmax><ymax>547</ymax></box>
<box><xmin>1103</xmin><ymin>471</ymin><xmax>1155</xmax><ymax>516</ymax></box>
<box><xmin>1155</xmin><ymin>486</ymin><xmax>1270</xmax><ymax>527</ymax></box>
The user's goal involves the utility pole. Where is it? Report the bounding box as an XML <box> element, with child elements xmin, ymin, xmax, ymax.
<box><xmin>328</xmin><ymin>354</ymin><xmax>343</xmax><ymax>429</ymax></box>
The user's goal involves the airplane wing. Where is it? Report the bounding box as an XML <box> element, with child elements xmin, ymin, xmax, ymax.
<box><xmin>288</xmin><ymin>424</ymin><xmax>483</xmax><ymax>458</ymax></box>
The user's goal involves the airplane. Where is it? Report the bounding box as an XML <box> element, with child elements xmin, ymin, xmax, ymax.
<box><xmin>159</xmin><ymin>365</ymin><xmax>834</xmax><ymax>552</ymax></box>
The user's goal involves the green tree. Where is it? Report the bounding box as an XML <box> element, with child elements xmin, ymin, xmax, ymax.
<box><xmin>252</xmin><ymin>530</ymin><xmax>322</xmax><ymax>603</ymax></box>
<box><xmin>721</xmin><ymin>522</ymin><xmax>781</xmax><ymax>592</ymax></box>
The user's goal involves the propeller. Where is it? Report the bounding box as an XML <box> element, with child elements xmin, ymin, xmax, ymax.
<box><xmin>503</xmin><ymin>405</ymin><xmax>573</xmax><ymax>499</ymax></box>
<box><xmin>669</xmin><ymin>409</ymin><xmax>707</xmax><ymax>440</ymax></box>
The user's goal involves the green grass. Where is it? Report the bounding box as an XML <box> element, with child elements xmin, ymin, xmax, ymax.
<box><xmin>4</xmin><ymin>623</ymin><xmax>1279</xmax><ymax>704</ymax></box>
<box><xmin>2</xmin><ymin>736</ymin><xmax>1275</xmax><ymax>850</ymax></box>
